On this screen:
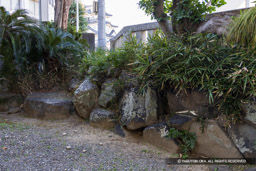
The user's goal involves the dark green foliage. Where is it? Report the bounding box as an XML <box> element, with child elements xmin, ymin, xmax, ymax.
<box><xmin>0</xmin><ymin>7</ymin><xmax>85</xmax><ymax>92</ymax></box>
<box><xmin>0</xmin><ymin>7</ymin><xmax>84</xmax><ymax>74</ymax></box>
<box><xmin>81</xmin><ymin>35</ymin><xmax>140</xmax><ymax>79</ymax></box>
<box><xmin>227</xmin><ymin>7</ymin><xmax>256</xmax><ymax>47</ymax></box>
<box><xmin>139</xmin><ymin>0</ymin><xmax>226</xmax><ymax>31</ymax></box>
<box><xmin>168</xmin><ymin>128</ymin><xmax>196</xmax><ymax>158</ymax></box>
<box><xmin>133</xmin><ymin>32</ymin><xmax>256</xmax><ymax>118</ymax></box>
<box><xmin>26</xmin><ymin>24</ymin><xmax>83</xmax><ymax>72</ymax></box>
<box><xmin>0</xmin><ymin>7</ymin><xmax>38</xmax><ymax>75</ymax></box>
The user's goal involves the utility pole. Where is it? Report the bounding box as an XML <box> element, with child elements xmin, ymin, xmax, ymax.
<box><xmin>39</xmin><ymin>0</ymin><xmax>42</xmax><ymax>21</ymax></box>
<box><xmin>98</xmin><ymin>0</ymin><xmax>106</xmax><ymax>48</ymax></box>
<box><xmin>76</xmin><ymin>0</ymin><xmax>79</xmax><ymax>32</ymax></box>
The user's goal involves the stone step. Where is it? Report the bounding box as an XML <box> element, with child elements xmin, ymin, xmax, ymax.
<box><xmin>24</xmin><ymin>92</ymin><xmax>75</xmax><ymax>120</ymax></box>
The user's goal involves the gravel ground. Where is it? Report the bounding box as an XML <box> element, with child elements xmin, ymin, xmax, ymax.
<box><xmin>0</xmin><ymin>113</ymin><xmax>255</xmax><ymax>171</ymax></box>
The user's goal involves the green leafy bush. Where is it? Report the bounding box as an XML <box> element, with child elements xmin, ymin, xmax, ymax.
<box><xmin>81</xmin><ymin>35</ymin><xmax>141</xmax><ymax>79</ymax></box>
<box><xmin>168</xmin><ymin>128</ymin><xmax>196</xmax><ymax>158</ymax></box>
<box><xmin>28</xmin><ymin>24</ymin><xmax>83</xmax><ymax>71</ymax></box>
<box><xmin>227</xmin><ymin>7</ymin><xmax>256</xmax><ymax>47</ymax></box>
<box><xmin>132</xmin><ymin>32</ymin><xmax>256</xmax><ymax>118</ymax></box>
<box><xmin>0</xmin><ymin>7</ymin><xmax>37</xmax><ymax>75</ymax></box>
<box><xmin>0</xmin><ymin>7</ymin><xmax>85</xmax><ymax>92</ymax></box>
<box><xmin>68</xmin><ymin>2</ymin><xmax>88</xmax><ymax>32</ymax></box>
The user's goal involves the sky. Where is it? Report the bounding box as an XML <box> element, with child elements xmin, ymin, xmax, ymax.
<box><xmin>106</xmin><ymin>0</ymin><xmax>154</xmax><ymax>32</ymax></box>
<box><xmin>82</xmin><ymin>0</ymin><xmax>154</xmax><ymax>32</ymax></box>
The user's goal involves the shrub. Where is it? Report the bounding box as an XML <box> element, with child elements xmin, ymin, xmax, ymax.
<box><xmin>227</xmin><ymin>7</ymin><xmax>256</xmax><ymax>47</ymax></box>
<box><xmin>81</xmin><ymin>35</ymin><xmax>141</xmax><ymax>79</ymax></box>
<box><xmin>168</xmin><ymin>128</ymin><xmax>196</xmax><ymax>158</ymax></box>
<box><xmin>133</xmin><ymin>32</ymin><xmax>256</xmax><ymax>118</ymax></box>
<box><xmin>68</xmin><ymin>2</ymin><xmax>87</xmax><ymax>32</ymax></box>
<box><xmin>0</xmin><ymin>7</ymin><xmax>38</xmax><ymax>75</ymax></box>
<box><xmin>0</xmin><ymin>7</ymin><xmax>85</xmax><ymax>92</ymax></box>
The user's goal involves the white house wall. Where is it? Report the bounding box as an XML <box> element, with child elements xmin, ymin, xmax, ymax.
<box><xmin>0</xmin><ymin>0</ymin><xmax>54</xmax><ymax>21</ymax></box>
<box><xmin>216</xmin><ymin>0</ymin><xmax>255</xmax><ymax>12</ymax></box>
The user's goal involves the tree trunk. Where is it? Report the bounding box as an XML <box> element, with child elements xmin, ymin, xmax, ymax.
<box><xmin>153</xmin><ymin>0</ymin><xmax>172</xmax><ymax>38</ymax></box>
<box><xmin>54</xmin><ymin>0</ymin><xmax>72</xmax><ymax>30</ymax></box>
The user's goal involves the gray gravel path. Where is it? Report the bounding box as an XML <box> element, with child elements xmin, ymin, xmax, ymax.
<box><xmin>0</xmin><ymin>113</ymin><xmax>254</xmax><ymax>171</ymax></box>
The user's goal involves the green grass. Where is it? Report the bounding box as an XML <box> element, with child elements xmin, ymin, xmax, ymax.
<box><xmin>0</xmin><ymin>120</ymin><xmax>29</xmax><ymax>131</ymax></box>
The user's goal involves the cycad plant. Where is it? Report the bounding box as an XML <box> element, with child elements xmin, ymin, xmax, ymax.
<box><xmin>0</xmin><ymin>7</ymin><xmax>37</xmax><ymax>74</ymax></box>
<box><xmin>227</xmin><ymin>6</ymin><xmax>256</xmax><ymax>47</ymax></box>
<box><xmin>26</xmin><ymin>24</ymin><xmax>84</xmax><ymax>72</ymax></box>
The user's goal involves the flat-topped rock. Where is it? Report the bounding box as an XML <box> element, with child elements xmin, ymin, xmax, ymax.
<box><xmin>24</xmin><ymin>92</ymin><xmax>74</xmax><ymax>120</ymax></box>
<box><xmin>0</xmin><ymin>93</ymin><xmax>24</xmax><ymax>112</ymax></box>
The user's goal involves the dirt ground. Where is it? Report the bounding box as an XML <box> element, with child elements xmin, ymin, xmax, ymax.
<box><xmin>0</xmin><ymin>112</ymin><xmax>254</xmax><ymax>171</ymax></box>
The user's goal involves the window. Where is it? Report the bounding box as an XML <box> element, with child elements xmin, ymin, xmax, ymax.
<box><xmin>0</xmin><ymin>0</ymin><xmax>20</xmax><ymax>11</ymax></box>
<box><xmin>29</xmin><ymin>0</ymin><xmax>39</xmax><ymax>18</ymax></box>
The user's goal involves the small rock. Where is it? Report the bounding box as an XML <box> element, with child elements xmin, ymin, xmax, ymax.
<box><xmin>89</xmin><ymin>108</ymin><xmax>117</xmax><ymax>129</ymax></box>
<box><xmin>113</xmin><ymin>124</ymin><xmax>125</xmax><ymax>137</ymax></box>
<box><xmin>66</xmin><ymin>146</ymin><xmax>71</xmax><ymax>150</ymax></box>
<box><xmin>7</xmin><ymin>107</ymin><xmax>20</xmax><ymax>114</ymax></box>
<box><xmin>4</xmin><ymin>135</ymin><xmax>9</xmax><ymax>138</ymax></box>
<box><xmin>82</xmin><ymin>149</ymin><xmax>87</xmax><ymax>153</ymax></box>
<box><xmin>99</xmin><ymin>143</ymin><xmax>103</xmax><ymax>146</ymax></box>
<box><xmin>62</xmin><ymin>133</ymin><xmax>67</xmax><ymax>136</ymax></box>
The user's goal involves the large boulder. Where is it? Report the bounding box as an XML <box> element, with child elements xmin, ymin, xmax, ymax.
<box><xmin>119</xmin><ymin>88</ymin><xmax>158</xmax><ymax>130</ymax></box>
<box><xmin>167</xmin><ymin>90</ymin><xmax>218</xmax><ymax>118</ymax></box>
<box><xmin>197</xmin><ymin>15</ymin><xmax>232</xmax><ymax>35</ymax></box>
<box><xmin>74</xmin><ymin>78</ymin><xmax>98</xmax><ymax>119</ymax></box>
<box><xmin>0</xmin><ymin>93</ymin><xmax>24</xmax><ymax>112</ymax></box>
<box><xmin>189</xmin><ymin>120</ymin><xmax>243</xmax><ymax>158</ymax></box>
<box><xmin>143</xmin><ymin>123</ymin><xmax>179</xmax><ymax>154</ymax></box>
<box><xmin>89</xmin><ymin>108</ymin><xmax>117</xmax><ymax>129</ymax></box>
<box><xmin>24</xmin><ymin>92</ymin><xmax>74</xmax><ymax>120</ymax></box>
<box><xmin>98</xmin><ymin>78</ymin><xmax>121</xmax><ymax>108</ymax></box>
<box><xmin>243</xmin><ymin>99</ymin><xmax>256</xmax><ymax>126</ymax></box>
<box><xmin>228</xmin><ymin>123</ymin><xmax>256</xmax><ymax>158</ymax></box>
